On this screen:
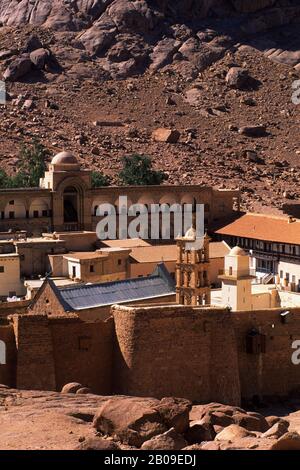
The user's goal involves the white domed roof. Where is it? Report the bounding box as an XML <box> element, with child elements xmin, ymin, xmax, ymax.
<box><xmin>229</xmin><ymin>246</ymin><xmax>246</xmax><ymax>256</ymax></box>
<box><xmin>51</xmin><ymin>151</ymin><xmax>78</xmax><ymax>166</ymax></box>
<box><xmin>184</xmin><ymin>227</ymin><xmax>196</xmax><ymax>239</ymax></box>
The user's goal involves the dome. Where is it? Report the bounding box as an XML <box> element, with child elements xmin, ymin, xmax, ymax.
<box><xmin>229</xmin><ymin>246</ymin><xmax>247</xmax><ymax>256</ymax></box>
<box><xmin>51</xmin><ymin>151</ymin><xmax>78</xmax><ymax>166</ymax></box>
<box><xmin>184</xmin><ymin>227</ymin><xmax>196</xmax><ymax>240</ymax></box>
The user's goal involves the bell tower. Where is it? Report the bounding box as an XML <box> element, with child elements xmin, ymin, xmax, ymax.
<box><xmin>176</xmin><ymin>228</ymin><xmax>211</xmax><ymax>306</ymax></box>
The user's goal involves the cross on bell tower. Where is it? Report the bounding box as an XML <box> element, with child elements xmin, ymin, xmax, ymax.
<box><xmin>176</xmin><ymin>228</ymin><xmax>211</xmax><ymax>306</ymax></box>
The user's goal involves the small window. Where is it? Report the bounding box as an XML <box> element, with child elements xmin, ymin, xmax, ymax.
<box><xmin>292</xmin><ymin>275</ymin><xmax>296</xmax><ymax>284</ymax></box>
<box><xmin>286</xmin><ymin>273</ymin><xmax>290</xmax><ymax>282</ymax></box>
<box><xmin>9</xmin><ymin>200</ymin><xmax>14</xmax><ymax>205</ymax></box>
<box><xmin>280</xmin><ymin>270</ymin><xmax>283</xmax><ymax>279</ymax></box>
<box><xmin>0</xmin><ymin>266</ymin><xmax>4</xmax><ymax>273</ymax></box>
<box><xmin>9</xmin><ymin>211</ymin><xmax>15</xmax><ymax>219</ymax></box>
<box><xmin>229</xmin><ymin>267</ymin><xmax>233</xmax><ymax>275</ymax></box>
<box><xmin>246</xmin><ymin>331</ymin><xmax>266</xmax><ymax>354</ymax></box>
<box><xmin>72</xmin><ymin>266</ymin><xmax>76</xmax><ymax>278</ymax></box>
<box><xmin>33</xmin><ymin>210</ymin><xmax>39</xmax><ymax>218</ymax></box>
<box><xmin>42</xmin><ymin>210</ymin><xmax>48</xmax><ymax>217</ymax></box>
<box><xmin>118</xmin><ymin>259</ymin><xmax>122</xmax><ymax>266</ymax></box>
<box><xmin>90</xmin><ymin>265</ymin><xmax>94</xmax><ymax>273</ymax></box>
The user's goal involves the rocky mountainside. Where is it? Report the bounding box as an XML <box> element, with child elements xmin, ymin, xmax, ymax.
<box><xmin>0</xmin><ymin>0</ymin><xmax>300</xmax><ymax>213</ymax></box>
<box><xmin>2</xmin><ymin>385</ymin><xmax>300</xmax><ymax>450</ymax></box>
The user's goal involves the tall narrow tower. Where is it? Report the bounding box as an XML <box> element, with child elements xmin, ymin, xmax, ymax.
<box><xmin>219</xmin><ymin>246</ymin><xmax>255</xmax><ymax>311</ymax></box>
<box><xmin>176</xmin><ymin>228</ymin><xmax>211</xmax><ymax>306</ymax></box>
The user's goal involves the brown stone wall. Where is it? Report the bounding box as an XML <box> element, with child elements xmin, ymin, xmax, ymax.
<box><xmin>112</xmin><ymin>305</ymin><xmax>241</xmax><ymax>405</ymax></box>
<box><xmin>0</xmin><ymin>321</ymin><xmax>17</xmax><ymax>387</ymax></box>
<box><xmin>11</xmin><ymin>314</ymin><xmax>56</xmax><ymax>390</ymax></box>
<box><xmin>9</xmin><ymin>312</ymin><xmax>113</xmax><ymax>394</ymax></box>
<box><xmin>0</xmin><ymin>300</ymin><xmax>29</xmax><ymax>318</ymax></box>
<box><xmin>29</xmin><ymin>282</ymin><xmax>70</xmax><ymax>316</ymax></box>
<box><xmin>233</xmin><ymin>308</ymin><xmax>300</xmax><ymax>401</ymax></box>
<box><xmin>50</xmin><ymin>317</ymin><xmax>113</xmax><ymax>394</ymax></box>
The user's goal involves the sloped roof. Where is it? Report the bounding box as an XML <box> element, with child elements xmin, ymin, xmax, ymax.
<box><xmin>129</xmin><ymin>242</ymin><xmax>230</xmax><ymax>263</ymax></box>
<box><xmin>216</xmin><ymin>213</ymin><xmax>300</xmax><ymax>245</ymax></box>
<box><xmin>47</xmin><ymin>263</ymin><xmax>176</xmax><ymax>311</ymax></box>
<box><xmin>101</xmin><ymin>238</ymin><xmax>150</xmax><ymax>248</ymax></box>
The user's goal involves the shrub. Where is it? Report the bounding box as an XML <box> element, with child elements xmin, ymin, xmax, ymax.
<box><xmin>119</xmin><ymin>154</ymin><xmax>166</xmax><ymax>186</ymax></box>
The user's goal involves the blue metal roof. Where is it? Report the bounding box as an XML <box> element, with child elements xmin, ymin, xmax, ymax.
<box><xmin>54</xmin><ymin>263</ymin><xmax>175</xmax><ymax>311</ymax></box>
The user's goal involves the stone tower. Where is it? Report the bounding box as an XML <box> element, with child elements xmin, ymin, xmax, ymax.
<box><xmin>176</xmin><ymin>228</ymin><xmax>211</xmax><ymax>306</ymax></box>
<box><xmin>219</xmin><ymin>246</ymin><xmax>255</xmax><ymax>311</ymax></box>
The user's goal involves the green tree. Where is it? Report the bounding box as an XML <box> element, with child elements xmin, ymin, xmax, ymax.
<box><xmin>119</xmin><ymin>154</ymin><xmax>166</xmax><ymax>186</ymax></box>
<box><xmin>0</xmin><ymin>141</ymin><xmax>49</xmax><ymax>189</ymax></box>
<box><xmin>91</xmin><ymin>171</ymin><xmax>111</xmax><ymax>188</ymax></box>
<box><xmin>0</xmin><ymin>169</ymin><xmax>10</xmax><ymax>189</ymax></box>
<box><xmin>17</xmin><ymin>140</ymin><xmax>49</xmax><ymax>188</ymax></box>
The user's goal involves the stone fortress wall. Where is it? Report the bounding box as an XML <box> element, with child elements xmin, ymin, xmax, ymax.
<box><xmin>2</xmin><ymin>304</ymin><xmax>300</xmax><ymax>405</ymax></box>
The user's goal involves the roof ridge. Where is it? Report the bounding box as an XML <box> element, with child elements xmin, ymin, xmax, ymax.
<box><xmin>246</xmin><ymin>212</ymin><xmax>300</xmax><ymax>222</ymax></box>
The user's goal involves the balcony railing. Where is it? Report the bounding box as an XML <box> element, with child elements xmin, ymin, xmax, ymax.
<box><xmin>248</xmin><ymin>248</ymin><xmax>300</xmax><ymax>262</ymax></box>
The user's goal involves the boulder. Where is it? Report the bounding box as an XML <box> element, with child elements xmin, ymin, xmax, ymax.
<box><xmin>190</xmin><ymin>403</ymin><xmax>245</xmax><ymax>421</ymax></box>
<box><xmin>3</xmin><ymin>56</ymin><xmax>32</xmax><ymax>81</ymax></box>
<box><xmin>219</xmin><ymin>436</ymin><xmax>275</xmax><ymax>451</ymax></box>
<box><xmin>225</xmin><ymin>67</ymin><xmax>250</xmax><ymax>89</ymax></box>
<box><xmin>30</xmin><ymin>48</ymin><xmax>50</xmax><ymax>69</ymax></box>
<box><xmin>0</xmin><ymin>50</ymin><xmax>16</xmax><ymax>61</ymax></box>
<box><xmin>155</xmin><ymin>397</ymin><xmax>191</xmax><ymax>434</ymax></box>
<box><xmin>238</xmin><ymin>125</ymin><xmax>267</xmax><ymax>137</ymax></box>
<box><xmin>61</xmin><ymin>382</ymin><xmax>83</xmax><ymax>394</ymax></box>
<box><xmin>150</xmin><ymin>38</ymin><xmax>179</xmax><ymax>72</ymax></box>
<box><xmin>262</xmin><ymin>421</ymin><xmax>289</xmax><ymax>439</ymax></box>
<box><xmin>76</xmin><ymin>387</ymin><xmax>92</xmax><ymax>395</ymax></box>
<box><xmin>266</xmin><ymin>416</ymin><xmax>289</xmax><ymax>428</ymax></box>
<box><xmin>25</xmin><ymin>35</ymin><xmax>44</xmax><ymax>53</ymax></box>
<box><xmin>22</xmin><ymin>99</ymin><xmax>35</xmax><ymax>111</ymax></box>
<box><xmin>152</xmin><ymin>128</ymin><xmax>180</xmax><ymax>143</ymax></box>
<box><xmin>215</xmin><ymin>424</ymin><xmax>253</xmax><ymax>441</ymax></box>
<box><xmin>93</xmin><ymin>397</ymin><xmax>166</xmax><ymax>447</ymax></box>
<box><xmin>233</xmin><ymin>412</ymin><xmax>269</xmax><ymax>432</ymax></box>
<box><xmin>185</xmin><ymin>418</ymin><xmax>216</xmax><ymax>444</ymax></box>
<box><xmin>271</xmin><ymin>432</ymin><xmax>300</xmax><ymax>450</ymax></box>
<box><xmin>76</xmin><ymin>437</ymin><xmax>120</xmax><ymax>451</ymax></box>
<box><xmin>200</xmin><ymin>441</ymin><xmax>221</xmax><ymax>450</ymax></box>
<box><xmin>141</xmin><ymin>428</ymin><xmax>187</xmax><ymax>450</ymax></box>
<box><xmin>210</xmin><ymin>411</ymin><xmax>234</xmax><ymax>427</ymax></box>
<box><xmin>183</xmin><ymin>444</ymin><xmax>204</xmax><ymax>450</ymax></box>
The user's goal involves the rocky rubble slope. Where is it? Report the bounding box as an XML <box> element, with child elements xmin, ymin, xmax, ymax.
<box><xmin>2</xmin><ymin>385</ymin><xmax>300</xmax><ymax>450</ymax></box>
<box><xmin>0</xmin><ymin>0</ymin><xmax>300</xmax><ymax>214</ymax></box>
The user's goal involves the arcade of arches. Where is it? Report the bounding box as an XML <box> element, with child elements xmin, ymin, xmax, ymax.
<box><xmin>0</xmin><ymin>151</ymin><xmax>240</xmax><ymax>236</ymax></box>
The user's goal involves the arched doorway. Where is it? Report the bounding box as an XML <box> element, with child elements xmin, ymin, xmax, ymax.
<box><xmin>63</xmin><ymin>187</ymin><xmax>79</xmax><ymax>224</ymax></box>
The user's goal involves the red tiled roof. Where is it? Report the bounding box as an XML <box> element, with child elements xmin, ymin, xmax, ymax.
<box><xmin>216</xmin><ymin>213</ymin><xmax>300</xmax><ymax>245</ymax></box>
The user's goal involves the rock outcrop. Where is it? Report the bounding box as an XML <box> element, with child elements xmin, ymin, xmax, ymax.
<box><xmin>0</xmin><ymin>0</ymin><xmax>300</xmax><ymax>81</ymax></box>
<box><xmin>1</xmin><ymin>387</ymin><xmax>300</xmax><ymax>450</ymax></box>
